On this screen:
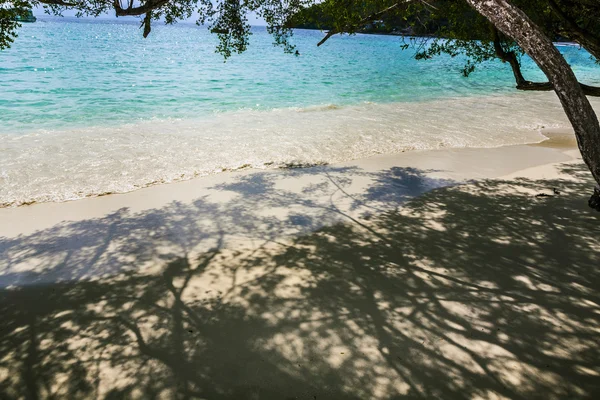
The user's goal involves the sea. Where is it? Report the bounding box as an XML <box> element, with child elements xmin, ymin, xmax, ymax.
<box><xmin>1</xmin><ymin>17</ymin><xmax>599</xmax><ymax>207</ymax></box>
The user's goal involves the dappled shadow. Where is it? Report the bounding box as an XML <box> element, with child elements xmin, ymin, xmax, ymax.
<box><xmin>0</xmin><ymin>162</ymin><xmax>599</xmax><ymax>399</ymax></box>
<box><xmin>361</xmin><ymin>166</ymin><xmax>454</xmax><ymax>206</ymax></box>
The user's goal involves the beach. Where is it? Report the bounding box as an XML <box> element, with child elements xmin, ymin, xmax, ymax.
<box><xmin>2</xmin><ymin>20</ymin><xmax>600</xmax><ymax>208</ymax></box>
<box><xmin>1</xmin><ymin>132</ymin><xmax>599</xmax><ymax>398</ymax></box>
<box><xmin>2</xmin><ymin>17</ymin><xmax>600</xmax><ymax>399</ymax></box>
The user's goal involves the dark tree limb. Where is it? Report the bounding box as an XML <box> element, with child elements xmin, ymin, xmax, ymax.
<box><xmin>37</xmin><ymin>0</ymin><xmax>78</xmax><ymax>6</ymax></box>
<box><xmin>142</xmin><ymin>12</ymin><xmax>152</xmax><ymax>38</ymax></box>
<box><xmin>317</xmin><ymin>2</ymin><xmax>404</xmax><ymax>47</ymax></box>
<box><xmin>37</xmin><ymin>0</ymin><xmax>167</xmax><ymax>39</ymax></box>
<box><xmin>515</xmin><ymin>82</ymin><xmax>600</xmax><ymax>97</ymax></box>
<box><xmin>112</xmin><ymin>0</ymin><xmax>170</xmax><ymax>17</ymax></box>
<box><xmin>37</xmin><ymin>0</ymin><xmax>170</xmax><ymax>17</ymax></box>
<box><xmin>547</xmin><ymin>0</ymin><xmax>600</xmax><ymax>60</ymax></box>
<box><xmin>492</xmin><ymin>27</ymin><xmax>600</xmax><ymax>97</ymax></box>
<box><xmin>492</xmin><ymin>27</ymin><xmax>528</xmax><ymax>85</ymax></box>
<box><xmin>317</xmin><ymin>0</ymin><xmax>436</xmax><ymax>47</ymax></box>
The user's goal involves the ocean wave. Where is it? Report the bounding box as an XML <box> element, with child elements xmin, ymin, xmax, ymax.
<box><xmin>295</xmin><ymin>104</ymin><xmax>343</xmax><ymax>112</ymax></box>
<box><xmin>1</xmin><ymin>92</ymin><xmax>598</xmax><ymax>208</ymax></box>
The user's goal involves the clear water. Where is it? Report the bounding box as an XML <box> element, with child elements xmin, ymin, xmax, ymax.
<box><xmin>1</xmin><ymin>18</ymin><xmax>599</xmax><ymax>206</ymax></box>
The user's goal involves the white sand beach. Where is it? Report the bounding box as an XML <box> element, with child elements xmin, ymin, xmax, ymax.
<box><xmin>1</xmin><ymin>131</ymin><xmax>599</xmax><ymax>398</ymax></box>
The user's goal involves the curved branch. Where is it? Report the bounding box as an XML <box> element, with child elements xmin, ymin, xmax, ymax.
<box><xmin>547</xmin><ymin>0</ymin><xmax>600</xmax><ymax>60</ymax></box>
<box><xmin>518</xmin><ymin>82</ymin><xmax>600</xmax><ymax>96</ymax></box>
<box><xmin>492</xmin><ymin>27</ymin><xmax>527</xmax><ymax>85</ymax></box>
<box><xmin>113</xmin><ymin>0</ymin><xmax>170</xmax><ymax>17</ymax></box>
<box><xmin>38</xmin><ymin>0</ymin><xmax>79</xmax><ymax>6</ymax></box>
<box><xmin>579</xmin><ymin>84</ymin><xmax>600</xmax><ymax>97</ymax></box>
<box><xmin>492</xmin><ymin>27</ymin><xmax>600</xmax><ymax>96</ymax></box>
<box><xmin>38</xmin><ymin>0</ymin><xmax>170</xmax><ymax>17</ymax></box>
<box><xmin>317</xmin><ymin>0</ymin><xmax>436</xmax><ymax>47</ymax></box>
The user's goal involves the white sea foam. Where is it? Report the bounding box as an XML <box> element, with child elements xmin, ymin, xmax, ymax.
<box><xmin>1</xmin><ymin>92</ymin><xmax>597</xmax><ymax>207</ymax></box>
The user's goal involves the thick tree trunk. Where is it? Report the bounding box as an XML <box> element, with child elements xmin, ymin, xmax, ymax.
<box><xmin>465</xmin><ymin>0</ymin><xmax>600</xmax><ymax>210</ymax></box>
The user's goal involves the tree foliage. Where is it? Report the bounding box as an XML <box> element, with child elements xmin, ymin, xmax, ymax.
<box><xmin>0</xmin><ymin>0</ymin><xmax>35</xmax><ymax>49</ymax></box>
<box><xmin>2</xmin><ymin>0</ymin><xmax>600</xmax><ymax>73</ymax></box>
<box><xmin>290</xmin><ymin>0</ymin><xmax>600</xmax><ymax>81</ymax></box>
<box><xmin>412</xmin><ymin>0</ymin><xmax>600</xmax><ymax>75</ymax></box>
<box><xmin>0</xmin><ymin>0</ymin><xmax>309</xmax><ymax>56</ymax></box>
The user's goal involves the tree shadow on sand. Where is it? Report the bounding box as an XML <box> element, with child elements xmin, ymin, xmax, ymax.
<box><xmin>0</xmin><ymin>163</ymin><xmax>599</xmax><ymax>399</ymax></box>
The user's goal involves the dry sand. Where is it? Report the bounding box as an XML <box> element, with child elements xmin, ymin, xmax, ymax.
<box><xmin>1</xmin><ymin>131</ymin><xmax>599</xmax><ymax>399</ymax></box>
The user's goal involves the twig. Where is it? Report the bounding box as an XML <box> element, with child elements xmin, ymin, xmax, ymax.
<box><xmin>317</xmin><ymin>0</ymin><xmax>437</xmax><ymax>47</ymax></box>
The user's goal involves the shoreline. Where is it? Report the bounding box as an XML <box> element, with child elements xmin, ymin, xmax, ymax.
<box><xmin>0</xmin><ymin>130</ymin><xmax>580</xmax><ymax>240</ymax></box>
<box><xmin>5</xmin><ymin>90</ymin><xmax>599</xmax><ymax>210</ymax></box>
<box><xmin>5</xmin><ymin>88</ymin><xmax>600</xmax><ymax>209</ymax></box>
<box><xmin>0</xmin><ymin>124</ymin><xmax>574</xmax><ymax>210</ymax></box>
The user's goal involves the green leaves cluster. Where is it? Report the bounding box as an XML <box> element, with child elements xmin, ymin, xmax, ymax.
<box><xmin>0</xmin><ymin>0</ymin><xmax>312</xmax><ymax>57</ymax></box>
<box><xmin>408</xmin><ymin>1</ymin><xmax>521</xmax><ymax>77</ymax></box>
<box><xmin>1</xmin><ymin>0</ymin><xmax>599</xmax><ymax>72</ymax></box>
<box><xmin>290</xmin><ymin>0</ymin><xmax>599</xmax><ymax>75</ymax></box>
<box><xmin>1</xmin><ymin>0</ymin><xmax>33</xmax><ymax>49</ymax></box>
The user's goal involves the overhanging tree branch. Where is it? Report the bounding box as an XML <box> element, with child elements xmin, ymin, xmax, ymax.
<box><xmin>491</xmin><ymin>26</ymin><xmax>600</xmax><ymax>96</ymax></box>
<box><xmin>317</xmin><ymin>0</ymin><xmax>436</xmax><ymax>47</ymax></box>
<box><xmin>37</xmin><ymin>0</ymin><xmax>78</xmax><ymax>6</ymax></box>
<box><xmin>547</xmin><ymin>0</ymin><xmax>600</xmax><ymax>60</ymax></box>
<box><xmin>112</xmin><ymin>0</ymin><xmax>170</xmax><ymax>16</ymax></box>
<box><xmin>36</xmin><ymin>0</ymin><xmax>170</xmax><ymax>17</ymax></box>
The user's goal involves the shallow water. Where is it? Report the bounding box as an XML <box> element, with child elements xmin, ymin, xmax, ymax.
<box><xmin>1</xmin><ymin>18</ymin><xmax>599</xmax><ymax>206</ymax></box>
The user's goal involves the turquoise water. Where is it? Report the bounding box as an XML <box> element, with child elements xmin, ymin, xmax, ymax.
<box><xmin>1</xmin><ymin>18</ymin><xmax>599</xmax><ymax>206</ymax></box>
<box><xmin>3</xmin><ymin>18</ymin><xmax>599</xmax><ymax>134</ymax></box>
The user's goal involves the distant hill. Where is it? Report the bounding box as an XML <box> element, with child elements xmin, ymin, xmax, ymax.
<box><xmin>287</xmin><ymin>4</ymin><xmax>445</xmax><ymax>37</ymax></box>
<box><xmin>13</xmin><ymin>9</ymin><xmax>36</xmax><ymax>23</ymax></box>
